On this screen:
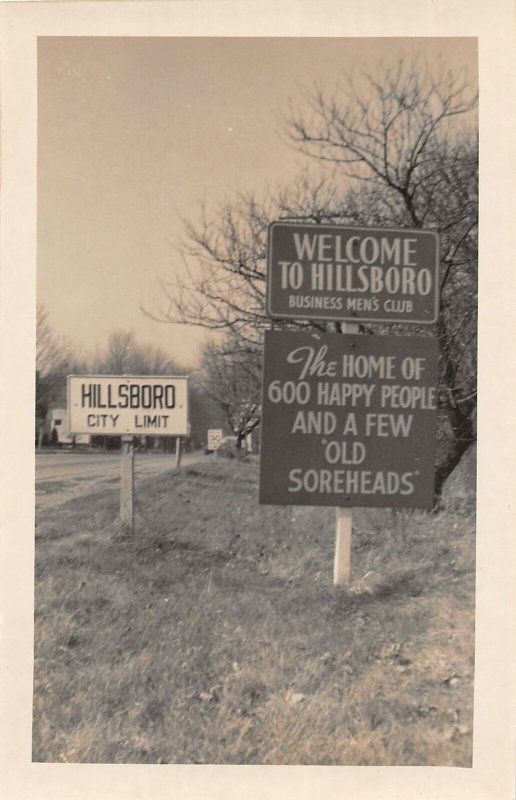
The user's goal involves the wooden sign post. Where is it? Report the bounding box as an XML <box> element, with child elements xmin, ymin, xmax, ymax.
<box><xmin>334</xmin><ymin>508</ymin><xmax>352</xmax><ymax>586</ymax></box>
<box><xmin>120</xmin><ymin>435</ymin><xmax>134</xmax><ymax>535</ymax></box>
<box><xmin>334</xmin><ymin>320</ymin><xmax>359</xmax><ymax>586</ymax></box>
<box><xmin>175</xmin><ymin>436</ymin><xmax>182</xmax><ymax>469</ymax></box>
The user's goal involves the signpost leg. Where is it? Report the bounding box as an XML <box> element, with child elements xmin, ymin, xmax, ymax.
<box><xmin>333</xmin><ymin>321</ymin><xmax>359</xmax><ymax>587</ymax></box>
<box><xmin>175</xmin><ymin>436</ymin><xmax>182</xmax><ymax>469</ymax></box>
<box><xmin>120</xmin><ymin>436</ymin><xmax>134</xmax><ymax>535</ymax></box>
<box><xmin>334</xmin><ymin>508</ymin><xmax>352</xmax><ymax>586</ymax></box>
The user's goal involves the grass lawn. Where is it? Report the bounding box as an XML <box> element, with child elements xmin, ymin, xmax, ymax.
<box><xmin>33</xmin><ymin>456</ymin><xmax>475</xmax><ymax>765</ymax></box>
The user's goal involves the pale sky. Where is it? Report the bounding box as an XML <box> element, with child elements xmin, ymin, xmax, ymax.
<box><xmin>37</xmin><ymin>37</ymin><xmax>477</xmax><ymax>367</ymax></box>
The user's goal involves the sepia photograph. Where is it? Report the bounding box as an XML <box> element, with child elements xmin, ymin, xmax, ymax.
<box><xmin>34</xmin><ymin>34</ymin><xmax>478</xmax><ymax>767</ymax></box>
<box><xmin>1</xmin><ymin>3</ymin><xmax>515</xmax><ymax>800</ymax></box>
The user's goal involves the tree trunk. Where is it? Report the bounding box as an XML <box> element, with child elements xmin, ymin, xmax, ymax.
<box><xmin>434</xmin><ymin>406</ymin><xmax>476</xmax><ymax>498</ymax></box>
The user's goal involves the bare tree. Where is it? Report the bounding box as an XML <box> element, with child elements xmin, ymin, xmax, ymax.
<box><xmin>94</xmin><ymin>330</ymin><xmax>182</xmax><ymax>376</ymax></box>
<box><xmin>96</xmin><ymin>330</ymin><xmax>137</xmax><ymax>374</ymax></box>
<box><xmin>197</xmin><ymin>338</ymin><xmax>262</xmax><ymax>448</ymax></box>
<box><xmin>130</xmin><ymin>341</ymin><xmax>181</xmax><ymax>376</ymax></box>
<box><xmin>151</xmin><ymin>58</ymin><xmax>478</xmax><ymax>491</ymax></box>
<box><xmin>37</xmin><ymin>305</ymin><xmax>71</xmax><ymax>377</ymax></box>
<box><xmin>146</xmin><ymin>173</ymin><xmax>350</xmax><ymax>350</ymax></box>
<box><xmin>285</xmin><ymin>60</ymin><xmax>478</xmax><ymax>490</ymax></box>
<box><xmin>36</xmin><ymin>306</ymin><xmax>81</xmax><ymax>424</ymax></box>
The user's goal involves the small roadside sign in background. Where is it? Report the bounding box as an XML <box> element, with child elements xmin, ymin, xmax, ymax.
<box><xmin>259</xmin><ymin>331</ymin><xmax>438</xmax><ymax>510</ymax></box>
<box><xmin>207</xmin><ymin>429</ymin><xmax>224</xmax><ymax>451</ymax></box>
<box><xmin>267</xmin><ymin>222</ymin><xmax>439</xmax><ymax>325</ymax></box>
<box><xmin>68</xmin><ymin>374</ymin><xmax>189</xmax><ymax>536</ymax></box>
<box><xmin>68</xmin><ymin>375</ymin><xmax>189</xmax><ymax>437</ymax></box>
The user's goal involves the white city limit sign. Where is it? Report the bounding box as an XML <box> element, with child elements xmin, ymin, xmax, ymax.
<box><xmin>68</xmin><ymin>375</ymin><xmax>188</xmax><ymax>436</ymax></box>
<box><xmin>267</xmin><ymin>222</ymin><xmax>439</xmax><ymax>324</ymax></box>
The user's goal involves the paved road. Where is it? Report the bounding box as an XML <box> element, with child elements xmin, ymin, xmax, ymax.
<box><xmin>36</xmin><ymin>450</ymin><xmax>207</xmax><ymax>483</ymax></box>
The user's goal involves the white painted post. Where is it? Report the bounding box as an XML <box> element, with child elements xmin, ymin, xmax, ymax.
<box><xmin>120</xmin><ymin>435</ymin><xmax>134</xmax><ymax>535</ymax></box>
<box><xmin>333</xmin><ymin>320</ymin><xmax>360</xmax><ymax>587</ymax></box>
<box><xmin>334</xmin><ymin>507</ymin><xmax>352</xmax><ymax>586</ymax></box>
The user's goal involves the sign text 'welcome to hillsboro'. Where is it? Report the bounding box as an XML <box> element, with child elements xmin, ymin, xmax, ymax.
<box><xmin>267</xmin><ymin>222</ymin><xmax>439</xmax><ymax>325</ymax></box>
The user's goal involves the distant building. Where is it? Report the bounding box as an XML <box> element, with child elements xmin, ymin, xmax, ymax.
<box><xmin>45</xmin><ymin>407</ymin><xmax>91</xmax><ymax>446</ymax></box>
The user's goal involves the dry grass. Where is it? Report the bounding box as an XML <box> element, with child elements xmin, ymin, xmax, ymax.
<box><xmin>33</xmin><ymin>457</ymin><xmax>475</xmax><ymax>765</ymax></box>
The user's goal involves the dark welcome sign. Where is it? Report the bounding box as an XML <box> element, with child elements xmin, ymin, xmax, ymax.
<box><xmin>259</xmin><ymin>331</ymin><xmax>438</xmax><ymax>509</ymax></box>
<box><xmin>267</xmin><ymin>222</ymin><xmax>439</xmax><ymax>325</ymax></box>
